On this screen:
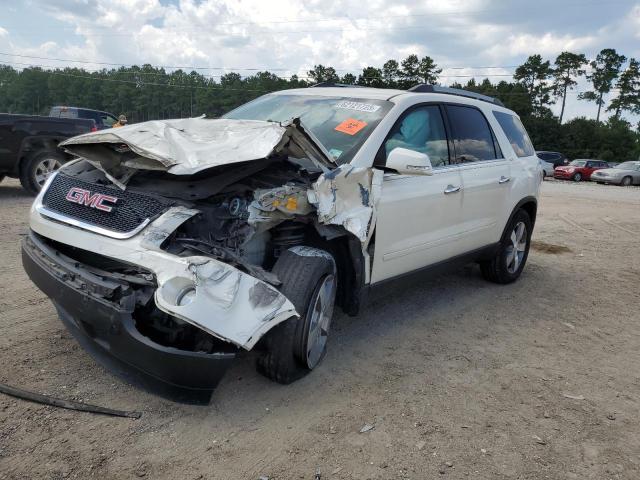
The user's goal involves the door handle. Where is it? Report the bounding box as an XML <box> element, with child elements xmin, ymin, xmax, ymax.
<box><xmin>499</xmin><ymin>176</ymin><xmax>511</xmax><ymax>184</ymax></box>
<box><xmin>444</xmin><ymin>185</ymin><xmax>461</xmax><ymax>194</ymax></box>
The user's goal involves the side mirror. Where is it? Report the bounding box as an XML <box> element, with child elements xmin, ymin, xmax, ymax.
<box><xmin>386</xmin><ymin>148</ymin><xmax>433</xmax><ymax>175</ymax></box>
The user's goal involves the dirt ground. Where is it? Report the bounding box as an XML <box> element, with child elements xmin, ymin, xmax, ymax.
<box><xmin>1</xmin><ymin>177</ymin><xmax>639</xmax><ymax>480</ymax></box>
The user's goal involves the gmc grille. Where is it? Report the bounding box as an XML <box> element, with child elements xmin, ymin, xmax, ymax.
<box><xmin>41</xmin><ymin>173</ymin><xmax>170</xmax><ymax>234</ymax></box>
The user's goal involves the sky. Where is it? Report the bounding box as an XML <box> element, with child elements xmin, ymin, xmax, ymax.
<box><xmin>1</xmin><ymin>0</ymin><xmax>639</xmax><ymax>122</ymax></box>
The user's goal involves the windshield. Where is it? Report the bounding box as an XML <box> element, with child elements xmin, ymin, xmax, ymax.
<box><xmin>616</xmin><ymin>161</ymin><xmax>638</xmax><ymax>170</ymax></box>
<box><xmin>224</xmin><ymin>94</ymin><xmax>393</xmax><ymax>164</ymax></box>
<box><xmin>569</xmin><ymin>160</ymin><xmax>587</xmax><ymax>167</ymax></box>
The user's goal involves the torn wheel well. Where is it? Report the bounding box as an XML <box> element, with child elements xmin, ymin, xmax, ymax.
<box><xmin>302</xmin><ymin>223</ymin><xmax>365</xmax><ymax>316</ymax></box>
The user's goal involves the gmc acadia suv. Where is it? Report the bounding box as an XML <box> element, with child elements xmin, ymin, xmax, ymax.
<box><xmin>22</xmin><ymin>85</ymin><xmax>540</xmax><ymax>399</ymax></box>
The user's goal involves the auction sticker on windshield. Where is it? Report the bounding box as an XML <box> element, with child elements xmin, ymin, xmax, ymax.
<box><xmin>335</xmin><ymin>118</ymin><xmax>368</xmax><ymax>135</ymax></box>
<box><xmin>335</xmin><ymin>101</ymin><xmax>381</xmax><ymax>113</ymax></box>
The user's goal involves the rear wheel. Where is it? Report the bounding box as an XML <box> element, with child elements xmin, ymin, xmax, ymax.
<box><xmin>256</xmin><ymin>246</ymin><xmax>337</xmax><ymax>384</ymax></box>
<box><xmin>572</xmin><ymin>172</ymin><xmax>582</xmax><ymax>182</ymax></box>
<box><xmin>621</xmin><ymin>176</ymin><xmax>632</xmax><ymax>186</ymax></box>
<box><xmin>20</xmin><ymin>151</ymin><xmax>64</xmax><ymax>194</ymax></box>
<box><xmin>480</xmin><ymin>209</ymin><xmax>532</xmax><ymax>284</ymax></box>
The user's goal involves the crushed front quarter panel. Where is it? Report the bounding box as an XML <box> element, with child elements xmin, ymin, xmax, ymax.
<box><xmin>29</xmin><ymin>201</ymin><xmax>298</xmax><ymax>350</ymax></box>
<box><xmin>309</xmin><ymin>164</ymin><xmax>383</xmax><ymax>243</ymax></box>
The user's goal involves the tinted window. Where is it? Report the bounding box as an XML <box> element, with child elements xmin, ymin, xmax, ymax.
<box><xmin>446</xmin><ymin>105</ymin><xmax>497</xmax><ymax>163</ymax></box>
<box><xmin>493</xmin><ymin>111</ymin><xmax>535</xmax><ymax>157</ymax></box>
<box><xmin>537</xmin><ymin>152</ymin><xmax>550</xmax><ymax>160</ymax></box>
<box><xmin>383</xmin><ymin>105</ymin><xmax>449</xmax><ymax>168</ymax></box>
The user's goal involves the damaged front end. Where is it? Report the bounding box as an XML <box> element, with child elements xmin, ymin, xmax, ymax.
<box><xmin>23</xmin><ymin>117</ymin><xmax>381</xmax><ymax>397</ymax></box>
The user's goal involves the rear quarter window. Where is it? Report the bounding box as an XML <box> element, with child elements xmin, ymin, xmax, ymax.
<box><xmin>493</xmin><ymin>111</ymin><xmax>535</xmax><ymax>157</ymax></box>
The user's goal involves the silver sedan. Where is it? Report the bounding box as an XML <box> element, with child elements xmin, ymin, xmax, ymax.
<box><xmin>591</xmin><ymin>161</ymin><xmax>640</xmax><ymax>186</ymax></box>
<box><xmin>539</xmin><ymin>159</ymin><xmax>554</xmax><ymax>178</ymax></box>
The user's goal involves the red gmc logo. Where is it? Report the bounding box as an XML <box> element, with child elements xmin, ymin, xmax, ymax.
<box><xmin>65</xmin><ymin>187</ymin><xmax>118</xmax><ymax>212</ymax></box>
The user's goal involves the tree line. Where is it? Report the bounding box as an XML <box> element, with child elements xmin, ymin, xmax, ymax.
<box><xmin>0</xmin><ymin>48</ymin><xmax>638</xmax><ymax>160</ymax></box>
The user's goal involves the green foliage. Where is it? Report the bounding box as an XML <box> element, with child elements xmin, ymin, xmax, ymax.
<box><xmin>579</xmin><ymin>48</ymin><xmax>627</xmax><ymax>121</ymax></box>
<box><xmin>0</xmin><ymin>49</ymin><xmax>638</xmax><ymax>160</ymax></box>
<box><xmin>607</xmin><ymin>58</ymin><xmax>640</xmax><ymax>118</ymax></box>
<box><xmin>514</xmin><ymin>54</ymin><xmax>554</xmax><ymax>115</ymax></box>
<box><xmin>553</xmin><ymin>51</ymin><xmax>587</xmax><ymax>124</ymax></box>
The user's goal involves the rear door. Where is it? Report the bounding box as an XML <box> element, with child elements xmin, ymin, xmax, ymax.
<box><xmin>445</xmin><ymin>104</ymin><xmax>511</xmax><ymax>252</ymax></box>
<box><xmin>371</xmin><ymin>104</ymin><xmax>468</xmax><ymax>283</ymax></box>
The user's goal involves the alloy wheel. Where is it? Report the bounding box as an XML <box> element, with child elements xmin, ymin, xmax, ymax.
<box><xmin>305</xmin><ymin>274</ymin><xmax>336</xmax><ymax>369</ymax></box>
<box><xmin>506</xmin><ymin>221</ymin><xmax>527</xmax><ymax>274</ymax></box>
<box><xmin>34</xmin><ymin>157</ymin><xmax>61</xmax><ymax>187</ymax></box>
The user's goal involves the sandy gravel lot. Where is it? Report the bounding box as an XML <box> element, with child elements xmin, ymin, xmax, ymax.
<box><xmin>1</xmin><ymin>178</ymin><xmax>639</xmax><ymax>480</ymax></box>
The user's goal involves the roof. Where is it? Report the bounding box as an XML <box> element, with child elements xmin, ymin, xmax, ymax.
<box><xmin>269</xmin><ymin>86</ymin><xmax>511</xmax><ymax>112</ymax></box>
<box><xmin>270</xmin><ymin>87</ymin><xmax>406</xmax><ymax>101</ymax></box>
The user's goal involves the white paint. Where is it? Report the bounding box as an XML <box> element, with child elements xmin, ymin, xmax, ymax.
<box><xmin>59</xmin><ymin>117</ymin><xmax>334</xmax><ymax>177</ymax></box>
<box><xmin>29</xmin><ymin>198</ymin><xmax>298</xmax><ymax>350</ymax></box>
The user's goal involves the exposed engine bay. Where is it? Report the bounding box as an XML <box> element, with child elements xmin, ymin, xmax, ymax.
<box><xmin>30</xmin><ymin>118</ymin><xmax>382</xmax><ymax>356</ymax></box>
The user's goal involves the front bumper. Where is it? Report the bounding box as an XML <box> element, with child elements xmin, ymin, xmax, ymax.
<box><xmin>22</xmin><ymin>233</ymin><xmax>236</xmax><ymax>400</ymax></box>
<box><xmin>554</xmin><ymin>170</ymin><xmax>573</xmax><ymax>179</ymax></box>
<box><xmin>591</xmin><ymin>175</ymin><xmax>620</xmax><ymax>184</ymax></box>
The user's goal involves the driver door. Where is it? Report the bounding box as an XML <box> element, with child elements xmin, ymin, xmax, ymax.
<box><xmin>370</xmin><ymin>104</ymin><xmax>468</xmax><ymax>283</ymax></box>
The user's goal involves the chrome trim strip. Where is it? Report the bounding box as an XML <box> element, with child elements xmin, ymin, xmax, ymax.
<box><xmin>34</xmin><ymin>172</ymin><xmax>151</xmax><ymax>240</ymax></box>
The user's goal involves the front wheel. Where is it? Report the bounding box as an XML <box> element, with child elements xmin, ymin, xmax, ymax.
<box><xmin>572</xmin><ymin>172</ymin><xmax>582</xmax><ymax>182</ymax></box>
<box><xmin>256</xmin><ymin>246</ymin><xmax>337</xmax><ymax>384</ymax></box>
<box><xmin>621</xmin><ymin>176</ymin><xmax>632</xmax><ymax>186</ymax></box>
<box><xmin>480</xmin><ymin>209</ymin><xmax>532</xmax><ymax>284</ymax></box>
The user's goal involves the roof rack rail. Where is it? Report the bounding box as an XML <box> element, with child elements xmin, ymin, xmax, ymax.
<box><xmin>407</xmin><ymin>84</ymin><xmax>505</xmax><ymax>107</ymax></box>
<box><xmin>310</xmin><ymin>82</ymin><xmax>364</xmax><ymax>88</ymax></box>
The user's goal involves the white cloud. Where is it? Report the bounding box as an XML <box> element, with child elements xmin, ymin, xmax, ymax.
<box><xmin>2</xmin><ymin>0</ymin><xmax>639</xmax><ymax>123</ymax></box>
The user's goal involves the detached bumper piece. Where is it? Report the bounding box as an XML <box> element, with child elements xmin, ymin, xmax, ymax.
<box><xmin>21</xmin><ymin>233</ymin><xmax>236</xmax><ymax>403</ymax></box>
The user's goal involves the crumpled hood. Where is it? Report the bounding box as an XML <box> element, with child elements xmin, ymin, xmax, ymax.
<box><xmin>59</xmin><ymin>117</ymin><xmax>334</xmax><ymax>186</ymax></box>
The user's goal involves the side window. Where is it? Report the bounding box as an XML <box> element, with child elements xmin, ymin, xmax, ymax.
<box><xmin>383</xmin><ymin>105</ymin><xmax>449</xmax><ymax>168</ymax></box>
<box><xmin>537</xmin><ymin>152</ymin><xmax>549</xmax><ymax>160</ymax></box>
<box><xmin>493</xmin><ymin>111</ymin><xmax>535</xmax><ymax>158</ymax></box>
<box><xmin>446</xmin><ymin>105</ymin><xmax>497</xmax><ymax>163</ymax></box>
<box><xmin>103</xmin><ymin>114</ymin><xmax>117</xmax><ymax>127</ymax></box>
<box><xmin>586</xmin><ymin>161</ymin><xmax>595</xmax><ymax>168</ymax></box>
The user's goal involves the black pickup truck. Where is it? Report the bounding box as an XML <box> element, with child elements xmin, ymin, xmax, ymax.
<box><xmin>0</xmin><ymin>113</ymin><xmax>96</xmax><ymax>194</ymax></box>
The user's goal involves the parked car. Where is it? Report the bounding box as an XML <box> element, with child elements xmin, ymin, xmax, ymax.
<box><xmin>536</xmin><ymin>151</ymin><xmax>567</xmax><ymax>167</ymax></box>
<box><xmin>0</xmin><ymin>113</ymin><xmax>96</xmax><ymax>193</ymax></box>
<box><xmin>539</xmin><ymin>158</ymin><xmax>554</xmax><ymax>179</ymax></box>
<box><xmin>554</xmin><ymin>159</ymin><xmax>609</xmax><ymax>182</ymax></box>
<box><xmin>49</xmin><ymin>106</ymin><xmax>119</xmax><ymax>130</ymax></box>
<box><xmin>22</xmin><ymin>85</ymin><xmax>540</xmax><ymax>398</ymax></box>
<box><xmin>591</xmin><ymin>161</ymin><xmax>640</xmax><ymax>186</ymax></box>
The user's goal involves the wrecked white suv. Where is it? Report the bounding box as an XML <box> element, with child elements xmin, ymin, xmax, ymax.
<box><xmin>22</xmin><ymin>85</ymin><xmax>540</xmax><ymax>398</ymax></box>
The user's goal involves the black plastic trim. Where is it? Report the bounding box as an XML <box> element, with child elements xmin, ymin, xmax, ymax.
<box><xmin>21</xmin><ymin>232</ymin><xmax>236</xmax><ymax>403</ymax></box>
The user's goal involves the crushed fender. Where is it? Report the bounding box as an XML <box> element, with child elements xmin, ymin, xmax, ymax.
<box><xmin>309</xmin><ymin>165</ymin><xmax>383</xmax><ymax>243</ymax></box>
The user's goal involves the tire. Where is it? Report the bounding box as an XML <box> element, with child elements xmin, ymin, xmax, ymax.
<box><xmin>19</xmin><ymin>150</ymin><xmax>64</xmax><ymax>195</ymax></box>
<box><xmin>572</xmin><ymin>172</ymin><xmax>582</xmax><ymax>182</ymax></box>
<box><xmin>480</xmin><ymin>209</ymin><xmax>532</xmax><ymax>284</ymax></box>
<box><xmin>256</xmin><ymin>246</ymin><xmax>337</xmax><ymax>384</ymax></box>
<box><xmin>621</xmin><ymin>176</ymin><xmax>632</xmax><ymax>187</ymax></box>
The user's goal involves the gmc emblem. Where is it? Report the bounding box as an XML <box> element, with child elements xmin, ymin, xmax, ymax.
<box><xmin>65</xmin><ymin>187</ymin><xmax>118</xmax><ymax>212</ymax></box>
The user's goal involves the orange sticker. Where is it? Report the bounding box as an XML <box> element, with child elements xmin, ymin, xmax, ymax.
<box><xmin>334</xmin><ymin>118</ymin><xmax>368</xmax><ymax>135</ymax></box>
